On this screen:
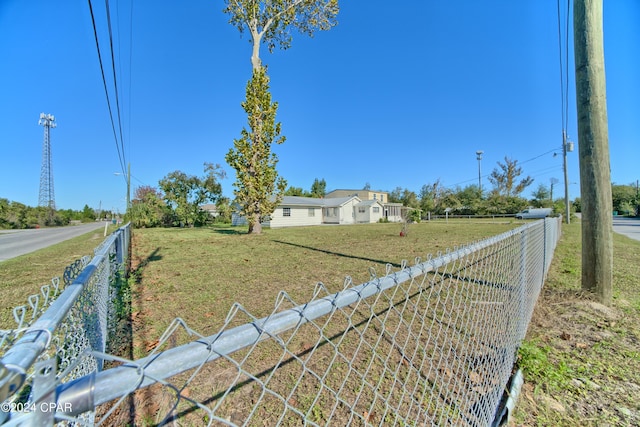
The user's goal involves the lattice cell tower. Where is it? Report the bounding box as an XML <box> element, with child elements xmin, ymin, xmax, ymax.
<box><xmin>38</xmin><ymin>113</ymin><xmax>57</xmax><ymax>209</ymax></box>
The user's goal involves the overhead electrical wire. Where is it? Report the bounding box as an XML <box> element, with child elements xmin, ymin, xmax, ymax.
<box><xmin>448</xmin><ymin>147</ymin><xmax>564</xmax><ymax>190</ymax></box>
<box><xmin>88</xmin><ymin>0</ymin><xmax>126</xmax><ymax>176</ymax></box>
<box><xmin>452</xmin><ymin>3</ymin><xmax>573</xmax><ymax>194</ymax></box>
<box><xmin>557</xmin><ymin>0</ymin><xmax>571</xmax><ymax>136</ymax></box>
<box><xmin>126</xmin><ymin>0</ymin><xmax>134</xmax><ymax>169</ymax></box>
<box><xmin>105</xmin><ymin>0</ymin><xmax>127</xmax><ymax>173</ymax></box>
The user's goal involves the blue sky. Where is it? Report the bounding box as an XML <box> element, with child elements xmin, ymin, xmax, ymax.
<box><xmin>1</xmin><ymin>1</ymin><xmax>638</xmax><ymax>213</ymax></box>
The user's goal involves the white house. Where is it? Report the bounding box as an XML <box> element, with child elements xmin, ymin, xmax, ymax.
<box><xmin>321</xmin><ymin>196</ymin><xmax>361</xmax><ymax>225</ymax></box>
<box><xmin>230</xmin><ymin>195</ymin><xmax>404</xmax><ymax>228</ymax></box>
<box><xmin>263</xmin><ymin>196</ymin><xmax>325</xmax><ymax>228</ymax></box>
<box><xmin>200</xmin><ymin>204</ymin><xmax>219</xmax><ymax>218</ymax></box>
<box><xmin>355</xmin><ymin>200</ymin><xmax>385</xmax><ymax>223</ymax></box>
<box><xmin>383</xmin><ymin>203</ymin><xmax>404</xmax><ymax>222</ymax></box>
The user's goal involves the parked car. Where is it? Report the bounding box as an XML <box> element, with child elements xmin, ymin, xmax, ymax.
<box><xmin>515</xmin><ymin>208</ymin><xmax>553</xmax><ymax>219</ymax></box>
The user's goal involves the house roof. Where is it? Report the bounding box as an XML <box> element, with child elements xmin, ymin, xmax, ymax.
<box><xmin>278</xmin><ymin>195</ymin><xmax>360</xmax><ymax>208</ymax></box>
<box><xmin>326</xmin><ymin>188</ymin><xmax>388</xmax><ymax>194</ymax></box>
<box><xmin>356</xmin><ymin>199</ymin><xmax>384</xmax><ymax>207</ymax></box>
<box><xmin>321</xmin><ymin>196</ymin><xmax>360</xmax><ymax>207</ymax></box>
<box><xmin>280</xmin><ymin>196</ymin><xmax>327</xmax><ymax>207</ymax></box>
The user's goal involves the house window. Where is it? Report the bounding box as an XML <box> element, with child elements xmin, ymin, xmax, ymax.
<box><xmin>308</xmin><ymin>208</ymin><xmax>315</xmax><ymax>217</ymax></box>
<box><xmin>373</xmin><ymin>207</ymin><xmax>380</xmax><ymax>213</ymax></box>
<box><xmin>381</xmin><ymin>195</ymin><xmax>384</xmax><ymax>202</ymax></box>
<box><xmin>373</xmin><ymin>194</ymin><xmax>377</xmax><ymax>200</ymax></box>
<box><xmin>358</xmin><ymin>207</ymin><xmax>365</xmax><ymax>213</ymax></box>
<box><xmin>283</xmin><ymin>207</ymin><xmax>291</xmax><ymax>217</ymax></box>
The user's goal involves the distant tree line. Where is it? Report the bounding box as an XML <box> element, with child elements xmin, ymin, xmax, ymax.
<box><xmin>0</xmin><ymin>198</ymin><xmax>105</xmax><ymax>229</ymax></box>
<box><xmin>6</xmin><ymin>159</ymin><xmax>634</xmax><ymax>231</ymax></box>
<box><xmin>387</xmin><ymin>157</ymin><xmax>537</xmax><ymax>217</ymax></box>
<box><xmin>283</xmin><ymin>178</ymin><xmax>327</xmax><ymax>198</ymax></box>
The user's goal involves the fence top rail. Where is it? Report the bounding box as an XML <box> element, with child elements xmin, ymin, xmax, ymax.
<box><xmin>55</xmin><ymin>219</ymin><xmax>547</xmax><ymax>417</ymax></box>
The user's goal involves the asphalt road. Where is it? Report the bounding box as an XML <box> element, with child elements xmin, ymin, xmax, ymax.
<box><xmin>0</xmin><ymin>222</ymin><xmax>108</xmax><ymax>262</ymax></box>
<box><xmin>612</xmin><ymin>216</ymin><xmax>640</xmax><ymax>242</ymax></box>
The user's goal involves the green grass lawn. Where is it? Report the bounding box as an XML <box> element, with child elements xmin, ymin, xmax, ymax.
<box><xmin>127</xmin><ymin>220</ymin><xmax>518</xmax><ymax>343</ymax></box>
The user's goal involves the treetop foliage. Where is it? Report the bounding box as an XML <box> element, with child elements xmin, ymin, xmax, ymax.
<box><xmin>310</xmin><ymin>178</ymin><xmax>326</xmax><ymax>197</ymax></box>
<box><xmin>488</xmin><ymin>157</ymin><xmax>534</xmax><ymax>197</ymax></box>
<box><xmin>223</xmin><ymin>0</ymin><xmax>339</xmax><ymax>63</ymax></box>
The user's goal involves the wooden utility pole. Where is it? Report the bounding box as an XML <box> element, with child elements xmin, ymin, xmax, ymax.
<box><xmin>573</xmin><ymin>0</ymin><xmax>613</xmax><ymax>305</ymax></box>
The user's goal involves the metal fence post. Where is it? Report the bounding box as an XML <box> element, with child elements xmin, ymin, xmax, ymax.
<box><xmin>518</xmin><ymin>228</ymin><xmax>528</xmax><ymax>340</ymax></box>
<box><xmin>31</xmin><ymin>358</ymin><xmax>57</xmax><ymax>426</ymax></box>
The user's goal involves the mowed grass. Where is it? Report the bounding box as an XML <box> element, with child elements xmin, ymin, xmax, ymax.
<box><xmin>128</xmin><ymin>220</ymin><xmax>518</xmax><ymax>346</ymax></box>
<box><xmin>0</xmin><ymin>224</ymin><xmax>120</xmax><ymax>327</ymax></box>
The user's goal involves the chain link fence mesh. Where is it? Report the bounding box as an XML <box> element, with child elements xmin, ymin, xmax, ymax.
<box><xmin>1</xmin><ymin>219</ymin><xmax>560</xmax><ymax>426</ymax></box>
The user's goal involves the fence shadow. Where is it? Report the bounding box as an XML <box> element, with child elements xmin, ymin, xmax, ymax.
<box><xmin>100</xmin><ymin>247</ymin><xmax>162</xmax><ymax>426</ymax></box>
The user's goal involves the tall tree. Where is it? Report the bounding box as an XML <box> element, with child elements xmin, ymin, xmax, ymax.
<box><xmin>574</xmin><ymin>0</ymin><xmax>612</xmax><ymax>305</ymax></box>
<box><xmin>310</xmin><ymin>178</ymin><xmax>326</xmax><ymax>198</ymax></box>
<box><xmin>128</xmin><ymin>186</ymin><xmax>168</xmax><ymax>228</ymax></box>
<box><xmin>530</xmin><ymin>184</ymin><xmax>551</xmax><ymax>208</ymax></box>
<box><xmin>419</xmin><ymin>180</ymin><xmax>448</xmax><ymax>214</ymax></box>
<box><xmin>611</xmin><ymin>184</ymin><xmax>638</xmax><ymax>215</ymax></box>
<box><xmin>159</xmin><ymin>163</ymin><xmax>225</xmax><ymax>227</ymax></box>
<box><xmin>223</xmin><ymin>0</ymin><xmax>339</xmax><ymax>70</ymax></box>
<box><xmin>454</xmin><ymin>185</ymin><xmax>483</xmax><ymax>215</ymax></box>
<box><xmin>388</xmin><ymin>187</ymin><xmax>419</xmax><ymax>209</ymax></box>
<box><xmin>488</xmin><ymin>157</ymin><xmax>534</xmax><ymax>197</ymax></box>
<box><xmin>223</xmin><ymin>0</ymin><xmax>338</xmax><ymax>234</ymax></box>
<box><xmin>226</xmin><ymin>69</ymin><xmax>287</xmax><ymax>233</ymax></box>
<box><xmin>284</xmin><ymin>186</ymin><xmax>308</xmax><ymax>196</ymax></box>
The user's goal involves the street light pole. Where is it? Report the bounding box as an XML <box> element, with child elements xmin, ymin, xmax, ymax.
<box><xmin>476</xmin><ymin>150</ymin><xmax>484</xmax><ymax>193</ymax></box>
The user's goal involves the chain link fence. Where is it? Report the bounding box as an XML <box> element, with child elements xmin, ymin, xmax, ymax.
<box><xmin>0</xmin><ymin>223</ymin><xmax>130</xmax><ymax>426</ymax></box>
<box><xmin>1</xmin><ymin>218</ymin><xmax>561</xmax><ymax>426</ymax></box>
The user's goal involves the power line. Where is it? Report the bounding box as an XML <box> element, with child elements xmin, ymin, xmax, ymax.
<box><xmin>105</xmin><ymin>0</ymin><xmax>127</xmax><ymax>170</ymax></box>
<box><xmin>557</xmin><ymin>0</ymin><xmax>571</xmax><ymax>133</ymax></box>
<box><xmin>448</xmin><ymin>147</ymin><xmax>563</xmax><ymax>190</ymax></box>
<box><xmin>87</xmin><ymin>0</ymin><xmax>127</xmax><ymax>176</ymax></box>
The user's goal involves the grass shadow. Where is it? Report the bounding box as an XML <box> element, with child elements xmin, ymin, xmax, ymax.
<box><xmin>210</xmin><ymin>228</ymin><xmax>245</xmax><ymax>235</ymax></box>
<box><xmin>273</xmin><ymin>240</ymin><xmax>402</xmax><ymax>268</ymax></box>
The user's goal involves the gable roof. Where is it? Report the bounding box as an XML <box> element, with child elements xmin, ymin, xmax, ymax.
<box><xmin>277</xmin><ymin>195</ymin><xmax>360</xmax><ymax>208</ymax></box>
<box><xmin>279</xmin><ymin>196</ymin><xmax>327</xmax><ymax>207</ymax></box>
<box><xmin>356</xmin><ymin>199</ymin><xmax>384</xmax><ymax>207</ymax></box>
<box><xmin>321</xmin><ymin>196</ymin><xmax>360</xmax><ymax>207</ymax></box>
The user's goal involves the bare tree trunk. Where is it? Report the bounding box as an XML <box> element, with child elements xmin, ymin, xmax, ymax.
<box><xmin>248</xmin><ymin>213</ymin><xmax>262</xmax><ymax>234</ymax></box>
<box><xmin>251</xmin><ymin>31</ymin><xmax>262</xmax><ymax>70</ymax></box>
<box><xmin>573</xmin><ymin>0</ymin><xmax>613</xmax><ymax>305</ymax></box>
